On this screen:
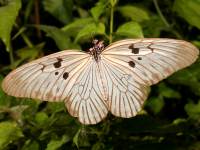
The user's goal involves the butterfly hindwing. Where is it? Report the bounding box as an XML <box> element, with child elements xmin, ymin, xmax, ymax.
<box><xmin>65</xmin><ymin>60</ymin><xmax>108</xmax><ymax>124</ymax></box>
<box><xmin>99</xmin><ymin>59</ymin><xmax>149</xmax><ymax>118</ymax></box>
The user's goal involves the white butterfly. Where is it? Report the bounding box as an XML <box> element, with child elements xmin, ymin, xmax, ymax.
<box><xmin>1</xmin><ymin>38</ymin><xmax>199</xmax><ymax>124</ymax></box>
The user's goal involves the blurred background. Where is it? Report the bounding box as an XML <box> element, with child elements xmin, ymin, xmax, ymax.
<box><xmin>0</xmin><ymin>0</ymin><xmax>200</xmax><ymax>149</ymax></box>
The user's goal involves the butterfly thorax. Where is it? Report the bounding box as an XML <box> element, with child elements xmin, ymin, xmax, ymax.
<box><xmin>89</xmin><ymin>39</ymin><xmax>104</xmax><ymax>62</ymax></box>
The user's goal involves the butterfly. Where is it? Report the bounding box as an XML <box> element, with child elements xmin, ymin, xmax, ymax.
<box><xmin>1</xmin><ymin>38</ymin><xmax>199</xmax><ymax>124</ymax></box>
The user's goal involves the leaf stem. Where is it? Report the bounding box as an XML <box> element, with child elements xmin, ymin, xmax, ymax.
<box><xmin>153</xmin><ymin>0</ymin><xmax>170</xmax><ymax>27</ymax></box>
<box><xmin>14</xmin><ymin>24</ymin><xmax>34</xmax><ymax>47</ymax></box>
<box><xmin>9</xmin><ymin>44</ymin><xmax>14</xmax><ymax>69</ymax></box>
<box><xmin>109</xmin><ymin>5</ymin><xmax>114</xmax><ymax>44</ymax></box>
<box><xmin>21</xmin><ymin>33</ymin><xmax>33</xmax><ymax>48</ymax></box>
<box><xmin>34</xmin><ymin>0</ymin><xmax>41</xmax><ymax>38</ymax></box>
<box><xmin>153</xmin><ymin>0</ymin><xmax>182</xmax><ymax>39</ymax></box>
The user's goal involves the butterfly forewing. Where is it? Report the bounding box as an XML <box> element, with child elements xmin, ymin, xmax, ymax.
<box><xmin>102</xmin><ymin>39</ymin><xmax>199</xmax><ymax>86</ymax></box>
<box><xmin>2</xmin><ymin>50</ymin><xmax>90</xmax><ymax>101</ymax></box>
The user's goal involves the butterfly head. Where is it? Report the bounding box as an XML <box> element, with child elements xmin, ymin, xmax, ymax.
<box><xmin>89</xmin><ymin>39</ymin><xmax>105</xmax><ymax>61</ymax></box>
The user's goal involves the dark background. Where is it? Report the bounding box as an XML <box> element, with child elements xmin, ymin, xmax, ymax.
<box><xmin>0</xmin><ymin>0</ymin><xmax>200</xmax><ymax>149</ymax></box>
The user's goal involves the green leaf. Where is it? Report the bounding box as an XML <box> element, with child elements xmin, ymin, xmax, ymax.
<box><xmin>0</xmin><ymin>75</ymin><xmax>7</xmax><ymax>106</ymax></box>
<box><xmin>16</xmin><ymin>43</ymin><xmax>44</xmax><ymax>61</ymax></box>
<box><xmin>46</xmin><ymin>135</ymin><xmax>70</xmax><ymax>150</ymax></box>
<box><xmin>35</xmin><ymin>112</ymin><xmax>48</xmax><ymax>125</ymax></box>
<box><xmin>42</xmin><ymin>0</ymin><xmax>73</xmax><ymax>24</ymax></box>
<box><xmin>90</xmin><ymin>1</ymin><xmax>106</xmax><ymax>21</ymax></box>
<box><xmin>158</xmin><ymin>83</ymin><xmax>180</xmax><ymax>99</ymax></box>
<box><xmin>118</xmin><ymin>5</ymin><xmax>149</xmax><ymax>22</ymax></box>
<box><xmin>39</xmin><ymin>25</ymin><xmax>80</xmax><ymax>50</ymax></box>
<box><xmin>116</xmin><ymin>21</ymin><xmax>143</xmax><ymax>38</ymax></box>
<box><xmin>0</xmin><ymin>105</ymin><xmax>29</xmax><ymax>123</ymax></box>
<box><xmin>145</xmin><ymin>97</ymin><xmax>165</xmax><ymax>115</ymax></box>
<box><xmin>11</xmin><ymin>43</ymin><xmax>44</xmax><ymax>68</ymax></box>
<box><xmin>168</xmin><ymin>61</ymin><xmax>200</xmax><ymax>96</ymax></box>
<box><xmin>0</xmin><ymin>0</ymin><xmax>21</xmax><ymax>51</ymax></box>
<box><xmin>46</xmin><ymin>102</ymin><xmax>65</xmax><ymax>114</ymax></box>
<box><xmin>0</xmin><ymin>121</ymin><xmax>23</xmax><ymax>149</ymax></box>
<box><xmin>109</xmin><ymin>0</ymin><xmax>117</xmax><ymax>7</ymax></box>
<box><xmin>145</xmin><ymin>83</ymin><xmax>180</xmax><ymax>115</ymax></box>
<box><xmin>62</xmin><ymin>18</ymin><xmax>93</xmax><ymax>37</ymax></box>
<box><xmin>185</xmin><ymin>101</ymin><xmax>200</xmax><ymax>120</ymax></box>
<box><xmin>24</xmin><ymin>0</ymin><xmax>34</xmax><ymax>23</ymax></box>
<box><xmin>92</xmin><ymin>142</ymin><xmax>105</xmax><ymax>150</ymax></box>
<box><xmin>192</xmin><ymin>40</ymin><xmax>200</xmax><ymax>48</ymax></box>
<box><xmin>22</xmin><ymin>140</ymin><xmax>39</xmax><ymax>150</ymax></box>
<box><xmin>18</xmin><ymin>100</ymin><xmax>41</xmax><ymax>120</ymax></box>
<box><xmin>73</xmin><ymin>128</ymin><xmax>81</xmax><ymax>148</ymax></box>
<box><xmin>172</xmin><ymin>118</ymin><xmax>186</xmax><ymax>125</ymax></box>
<box><xmin>142</xmin><ymin>15</ymin><xmax>165</xmax><ymax>37</ymax></box>
<box><xmin>12</xmin><ymin>26</ymin><xmax>27</xmax><ymax>40</ymax></box>
<box><xmin>76</xmin><ymin>7</ymin><xmax>89</xmax><ymax>18</ymax></box>
<box><xmin>75</xmin><ymin>23</ymin><xmax>105</xmax><ymax>43</ymax></box>
<box><xmin>173</xmin><ymin>0</ymin><xmax>200</xmax><ymax>29</ymax></box>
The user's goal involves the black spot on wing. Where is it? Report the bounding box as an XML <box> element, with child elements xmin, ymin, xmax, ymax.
<box><xmin>128</xmin><ymin>61</ymin><xmax>135</xmax><ymax>68</ymax></box>
<box><xmin>128</xmin><ymin>44</ymin><xmax>134</xmax><ymax>50</ymax></box>
<box><xmin>63</xmin><ymin>72</ymin><xmax>69</xmax><ymax>80</ymax></box>
<box><xmin>41</xmin><ymin>65</ymin><xmax>45</xmax><ymax>71</ymax></box>
<box><xmin>138</xmin><ymin>57</ymin><xmax>142</xmax><ymax>60</ymax></box>
<box><xmin>53</xmin><ymin>58</ymin><xmax>63</xmax><ymax>68</ymax></box>
<box><xmin>55</xmin><ymin>72</ymin><xmax>59</xmax><ymax>75</ymax></box>
<box><xmin>132</xmin><ymin>48</ymin><xmax>140</xmax><ymax>54</ymax></box>
<box><xmin>128</xmin><ymin>44</ymin><xmax>140</xmax><ymax>54</ymax></box>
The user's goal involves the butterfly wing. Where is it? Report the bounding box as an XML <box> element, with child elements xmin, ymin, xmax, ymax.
<box><xmin>102</xmin><ymin>38</ymin><xmax>199</xmax><ymax>117</ymax></box>
<box><xmin>99</xmin><ymin>59</ymin><xmax>149</xmax><ymax>118</ymax></box>
<box><xmin>103</xmin><ymin>38</ymin><xmax>199</xmax><ymax>86</ymax></box>
<box><xmin>2</xmin><ymin>38</ymin><xmax>199</xmax><ymax>124</ymax></box>
<box><xmin>2</xmin><ymin>51</ymin><xmax>91</xmax><ymax>101</ymax></box>
<box><xmin>65</xmin><ymin>60</ymin><xmax>108</xmax><ymax>124</ymax></box>
<box><xmin>2</xmin><ymin>50</ymin><xmax>108</xmax><ymax>124</ymax></box>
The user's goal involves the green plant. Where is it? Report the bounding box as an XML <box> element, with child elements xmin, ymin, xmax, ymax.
<box><xmin>0</xmin><ymin>0</ymin><xmax>200</xmax><ymax>149</ymax></box>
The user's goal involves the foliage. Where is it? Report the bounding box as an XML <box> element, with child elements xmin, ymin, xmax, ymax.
<box><xmin>0</xmin><ymin>0</ymin><xmax>21</xmax><ymax>52</ymax></box>
<box><xmin>0</xmin><ymin>0</ymin><xmax>200</xmax><ymax>149</ymax></box>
